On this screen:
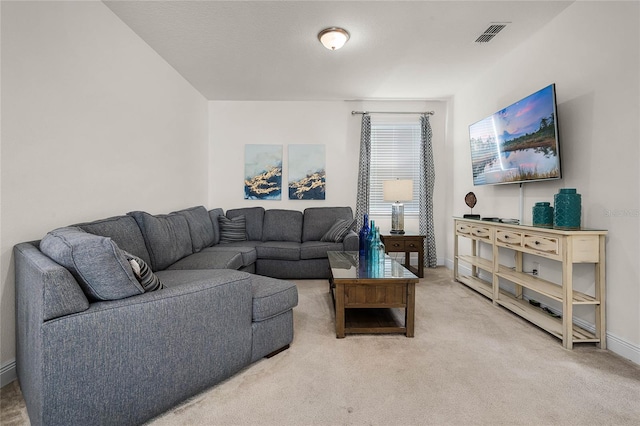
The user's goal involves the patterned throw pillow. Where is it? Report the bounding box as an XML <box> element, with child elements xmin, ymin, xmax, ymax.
<box><xmin>124</xmin><ymin>252</ymin><xmax>163</xmax><ymax>292</ymax></box>
<box><xmin>218</xmin><ymin>215</ymin><xmax>248</xmax><ymax>243</ymax></box>
<box><xmin>320</xmin><ymin>218</ymin><xmax>356</xmax><ymax>243</ymax></box>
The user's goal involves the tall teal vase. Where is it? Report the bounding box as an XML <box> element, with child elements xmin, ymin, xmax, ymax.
<box><xmin>554</xmin><ymin>188</ymin><xmax>581</xmax><ymax>229</ymax></box>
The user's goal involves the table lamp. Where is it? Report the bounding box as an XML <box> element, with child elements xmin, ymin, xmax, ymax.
<box><xmin>383</xmin><ymin>179</ymin><xmax>413</xmax><ymax>234</ymax></box>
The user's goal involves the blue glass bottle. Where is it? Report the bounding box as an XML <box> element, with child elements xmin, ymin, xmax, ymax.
<box><xmin>365</xmin><ymin>220</ymin><xmax>376</xmax><ymax>261</ymax></box>
<box><xmin>375</xmin><ymin>227</ymin><xmax>386</xmax><ymax>277</ymax></box>
<box><xmin>369</xmin><ymin>226</ymin><xmax>385</xmax><ymax>277</ymax></box>
<box><xmin>358</xmin><ymin>214</ymin><xmax>370</xmax><ymax>257</ymax></box>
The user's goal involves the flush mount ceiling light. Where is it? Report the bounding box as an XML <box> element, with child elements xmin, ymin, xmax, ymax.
<box><xmin>318</xmin><ymin>27</ymin><xmax>350</xmax><ymax>50</ymax></box>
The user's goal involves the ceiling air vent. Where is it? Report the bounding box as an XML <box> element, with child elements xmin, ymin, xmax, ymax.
<box><xmin>475</xmin><ymin>23</ymin><xmax>509</xmax><ymax>43</ymax></box>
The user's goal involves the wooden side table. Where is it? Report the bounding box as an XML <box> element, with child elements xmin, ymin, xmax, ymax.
<box><xmin>380</xmin><ymin>234</ymin><xmax>425</xmax><ymax>278</ymax></box>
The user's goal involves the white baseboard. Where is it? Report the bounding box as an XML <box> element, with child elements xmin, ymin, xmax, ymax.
<box><xmin>1</xmin><ymin>359</ymin><xmax>16</xmax><ymax>388</ymax></box>
<box><xmin>444</xmin><ymin>259</ymin><xmax>640</xmax><ymax>366</ymax></box>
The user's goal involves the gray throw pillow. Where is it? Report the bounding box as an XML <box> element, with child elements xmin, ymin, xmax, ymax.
<box><xmin>320</xmin><ymin>218</ymin><xmax>356</xmax><ymax>243</ymax></box>
<box><xmin>218</xmin><ymin>215</ymin><xmax>247</xmax><ymax>243</ymax></box>
<box><xmin>124</xmin><ymin>252</ymin><xmax>163</xmax><ymax>292</ymax></box>
<box><xmin>40</xmin><ymin>227</ymin><xmax>144</xmax><ymax>301</ymax></box>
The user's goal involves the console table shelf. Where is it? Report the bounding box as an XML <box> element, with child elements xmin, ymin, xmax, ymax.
<box><xmin>457</xmin><ymin>255</ymin><xmax>493</xmax><ymax>272</ymax></box>
<box><xmin>496</xmin><ymin>267</ymin><xmax>599</xmax><ymax>305</ymax></box>
<box><xmin>496</xmin><ymin>291</ymin><xmax>599</xmax><ymax>343</ymax></box>
<box><xmin>453</xmin><ymin>218</ymin><xmax>607</xmax><ymax>349</ymax></box>
<box><xmin>455</xmin><ymin>274</ymin><xmax>493</xmax><ymax>299</ymax></box>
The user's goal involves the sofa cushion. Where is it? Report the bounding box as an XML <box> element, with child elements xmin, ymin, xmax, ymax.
<box><xmin>226</xmin><ymin>207</ymin><xmax>264</xmax><ymax>241</ymax></box>
<box><xmin>262</xmin><ymin>209</ymin><xmax>303</xmax><ymax>242</ymax></box>
<box><xmin>77</xmin><ymin>215</ymin><xmax>152</xmax><ymax>267</ymax></box>
<box><xmin>202</xmin><ymin>244</ymin><xmax>258</xmax><ymax>266</ymax></box>
<box><xmin>208</xmin><ymin>208</ymin><xmax>224</xmax><ymax>245</ymax></box>
<box><xmin>218</xmin><ymin>215</ymin><xmax>248</xmax><ymax>243</ymax></box>
<box><xmin>153</xmin><ymin>268</ymin><xmax>251</xmax><ymax>290</ymax></box>
<box><xmin>172</xmin><ymin>206</ymin><xmax>215</xmax><ymax>253</ymax></box>
<box><xmin>300</xmin><ymin>241</ymin><xmax>345</xmax><ymax>260</ymax></box>
<box><xmin>166</xmin><ymin>251</ymin><xmax>243</xmax><ymax>271</ymax></box>
<box><xmin>40</xmin><ymin>227</ymin><xmax>144</xmax><ymax>301</ymax></box>
<box><xmin>255</xmin><ymin>242</ymin><xmax>301</xmax><ymax>261</ymax></box>
<box><xmin>250</xmin><ymin>275</ymin><xmax>298</xmax><ymax>322</ymax></box>
<box><xmin>302</xmin><ymin>207</ymin><xmax>354</xmax><ymax>242</ymax></box>
<box><xmin>124</xmin><ymin>252</ymin><xmax>163</xmax><ymax>292</ymax></box>
<box><xmin>128</xmin><ymin>211</ymin><xmax>193</xmax><ymax>271</ymax></box>
<box><xmin>320</xmin><ymin>218</ymin><xmax>356</xmax><ymax>243</ymax></box>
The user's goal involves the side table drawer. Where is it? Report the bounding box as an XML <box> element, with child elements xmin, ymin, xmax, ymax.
<box><xmin>405</xmin><ymin>239</ymin><xmax>422</xmax><ymax>250</ymax></box>
<box><xmin>385</xmin><ymin>239</ymin><xmax>405</xmax><ymax>251</ymax></box>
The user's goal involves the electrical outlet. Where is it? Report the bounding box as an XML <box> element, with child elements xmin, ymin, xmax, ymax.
<box><xmin>532</xmin><ymin>262</ymin><xmax>540</xmax><ymax>276</ymax></box>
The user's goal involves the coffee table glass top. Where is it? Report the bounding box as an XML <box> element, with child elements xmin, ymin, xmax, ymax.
<box><xmin>328</xmin><ymin>251</ymin><xmax>418</xmax><ymax>280</ymax></box>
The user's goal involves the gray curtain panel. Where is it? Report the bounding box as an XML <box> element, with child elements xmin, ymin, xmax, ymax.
<box><xmin>419</xmin><ymin>114</ymin><xmax>437</xmax><ymax>268</ymax></box>
<box><xmin>355</xmin><ymin>114</ymin><xmax>371</xmax><ymax>230</ymax></box>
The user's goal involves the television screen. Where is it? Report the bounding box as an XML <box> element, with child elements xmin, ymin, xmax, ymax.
<box><xmin>469</xmin><ymin>84</ymin><xmax>561</xmax><ymax>186</ymax></box>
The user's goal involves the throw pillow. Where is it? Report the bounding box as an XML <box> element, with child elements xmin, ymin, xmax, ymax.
<box><xmin>124</xmin><ymin>252</ymin><xmax>164</xmax><ymax>292</ymax></box>
<box><xmin>218</xmin><ymin>215</ymin><xmax>247</xmax><ymax>243</ymax></box>
<box><xmin>320</xmin><ymin>218</ymin><xmax>356</xmax><ymax>243</ymax></box>
<box><xmin>40</xmin><ymin>227</ymin><xmax>144</xmax><ymax>301</ymax></box>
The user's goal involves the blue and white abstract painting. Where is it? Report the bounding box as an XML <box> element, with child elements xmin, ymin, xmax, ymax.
<box><xmin>244</xmin><ymin>144</ymin><xmax>282</xmax><ymax>200</ymax></box>
<box><xmin>288</xmin><ymin>144</ymin><xmax>326</xmax><ymax>200</ymax></box>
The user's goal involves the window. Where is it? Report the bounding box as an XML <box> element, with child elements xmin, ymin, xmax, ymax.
<box><xmin>369</xmin><ymin>117</ymin><xmax>421</xmax><ymax>216</ymax></box>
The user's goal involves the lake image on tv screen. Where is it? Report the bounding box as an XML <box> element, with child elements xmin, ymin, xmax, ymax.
<box><xmin>469</xmin><ymin>85</ymin><xmax>560</xmax><ymax>185</ymax></box>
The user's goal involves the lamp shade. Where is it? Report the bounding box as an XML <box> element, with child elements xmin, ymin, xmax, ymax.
<box><xmin>318</xmin><ymin>27</ymin><xmax>350</xmax><ymax>50</ymax></box>
<box><xmin>383</xmin><ymin>179</ymin><xmax>413</xmax><ymax>202</ymax></box>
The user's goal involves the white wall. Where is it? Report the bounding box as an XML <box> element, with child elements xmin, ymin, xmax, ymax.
<box><xmin>449</xmin><ymin>1</ymin><xmax>639</xmax><ymax>362</ymax></box>
<box><xmin>209</xmin><ymin>100</ymin><xmax>450</xmax><ymax>265</ymax></box>
<box><xmin>0</xmin><ymin>1</ymin><xmax>209</xmax><ymax>380</ymax></box>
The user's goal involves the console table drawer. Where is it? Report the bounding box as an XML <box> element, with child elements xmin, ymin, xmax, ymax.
<box><xmin>456</xmin><ymin>221</ymin><xmax>490</xmax><ymax>238</ymax></box>
<box><xmin>496</xmin><ymin>229</ymin><xmax>523</xmax><ymax>248</ymax></box>
<box><xmin>470</xmin><ymin>226</ymin><xmax>492</xmax><ymax>241</ymax></box>
<box><xmin>456</xmin><ymin>223</ymin><xmax>472</xmax><ymax>235</ymax></box>
<box><xmin>523</xmin><ymin>234</ymin><xmax>560</xmax><ymax>258</ymax></box>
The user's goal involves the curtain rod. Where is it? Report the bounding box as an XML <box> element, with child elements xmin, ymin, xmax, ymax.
<box><xmin>351</xmin><ymin>110</ymin><xmax>434</xmax><ymax>116</ymax></box>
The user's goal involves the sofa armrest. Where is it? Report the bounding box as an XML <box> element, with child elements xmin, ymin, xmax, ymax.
<box><xmin>343</xmin><ymin>230</ymin><xmax>359</xmax><ymax>251</ymax></box>
<box><xmin>36</xmin><ymin>272</ymin><xmax>254</xmax><ymax>426</ymax></box>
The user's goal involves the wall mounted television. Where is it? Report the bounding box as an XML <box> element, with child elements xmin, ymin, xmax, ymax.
<box><xmin>469</xmin><ymin>84</ymin><xmax>561</xmax><ymax>186</ymax></box>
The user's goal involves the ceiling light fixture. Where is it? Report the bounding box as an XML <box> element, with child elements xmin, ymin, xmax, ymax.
<box><xmin>318</xmin><ymin>27</ymin><xmax>350</xmax><ymax>50</ymax></box>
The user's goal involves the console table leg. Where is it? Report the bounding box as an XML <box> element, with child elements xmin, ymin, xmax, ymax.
<box><xmin>562</xmin><ymin>240</ymin><xmax>574</xmax><ymax>350</ymax></box>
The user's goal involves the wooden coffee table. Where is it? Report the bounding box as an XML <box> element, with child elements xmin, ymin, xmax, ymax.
<box><xmin>328</xmin><ymin>251</ymin><xmax>418</xmax><ymax>338</ymax></box>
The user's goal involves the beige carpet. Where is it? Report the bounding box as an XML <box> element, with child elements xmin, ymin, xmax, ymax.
<box><xmin>2</xmin><ymin>267</ymin><xmax>639</xmax><ymax>425</ymax></box>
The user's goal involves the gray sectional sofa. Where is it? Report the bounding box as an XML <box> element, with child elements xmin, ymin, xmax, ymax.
<box><xmin>14</xmin><ymin>205</ymin><xmax>356</xmax><ymax>426</ymax></box>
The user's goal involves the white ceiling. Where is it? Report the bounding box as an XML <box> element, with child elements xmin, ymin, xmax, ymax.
<box><xmin>103</xmin><ymin>1</ymin><xmax>574</xmax><ymax>101</ymax></box>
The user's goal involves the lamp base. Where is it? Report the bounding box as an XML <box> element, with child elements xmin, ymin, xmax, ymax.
<box><xmin>391</xmin><ymin>203</ymin><xmax>405</xmax><ymax>236</ymax></box>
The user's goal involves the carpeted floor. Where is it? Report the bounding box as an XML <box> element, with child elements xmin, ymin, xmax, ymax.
<box><xmin>2</xmin><ymin>266</ymin><xmax>639</xmax><ymax>425</ymax></box>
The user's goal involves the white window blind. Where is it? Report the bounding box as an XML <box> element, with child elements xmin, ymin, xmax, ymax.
<box><xmin>369</xmin><ymin>117</ymin><xmax>421</xmax><ymax>216</ymax></box>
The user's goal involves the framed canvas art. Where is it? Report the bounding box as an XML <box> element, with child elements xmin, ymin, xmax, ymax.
<box><xmin>244</xmin><ymin>144</ymin><xmax>282</xmax><ymax>200</ymax></box>
<box><xmin>288</xmin><ymin>144</ymin><xmax>326</xmax><ymax>200</ymax></box>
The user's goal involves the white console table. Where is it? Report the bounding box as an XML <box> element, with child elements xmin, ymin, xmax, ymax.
<box><xmin>453</xmin><ymin>217</ymin><xmax>607</xmax><ymax>349</ymax></box>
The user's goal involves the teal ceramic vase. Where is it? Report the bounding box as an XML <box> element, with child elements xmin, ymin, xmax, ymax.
<box><xmin>554</xmin><ymin>188</ymin><xmax>581</xmax><ymax>229</ymax></box>
<box><xmin>532</xmin><ymin>202</ymin><xmax>553</xmax><ymax>228</ymax></box>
